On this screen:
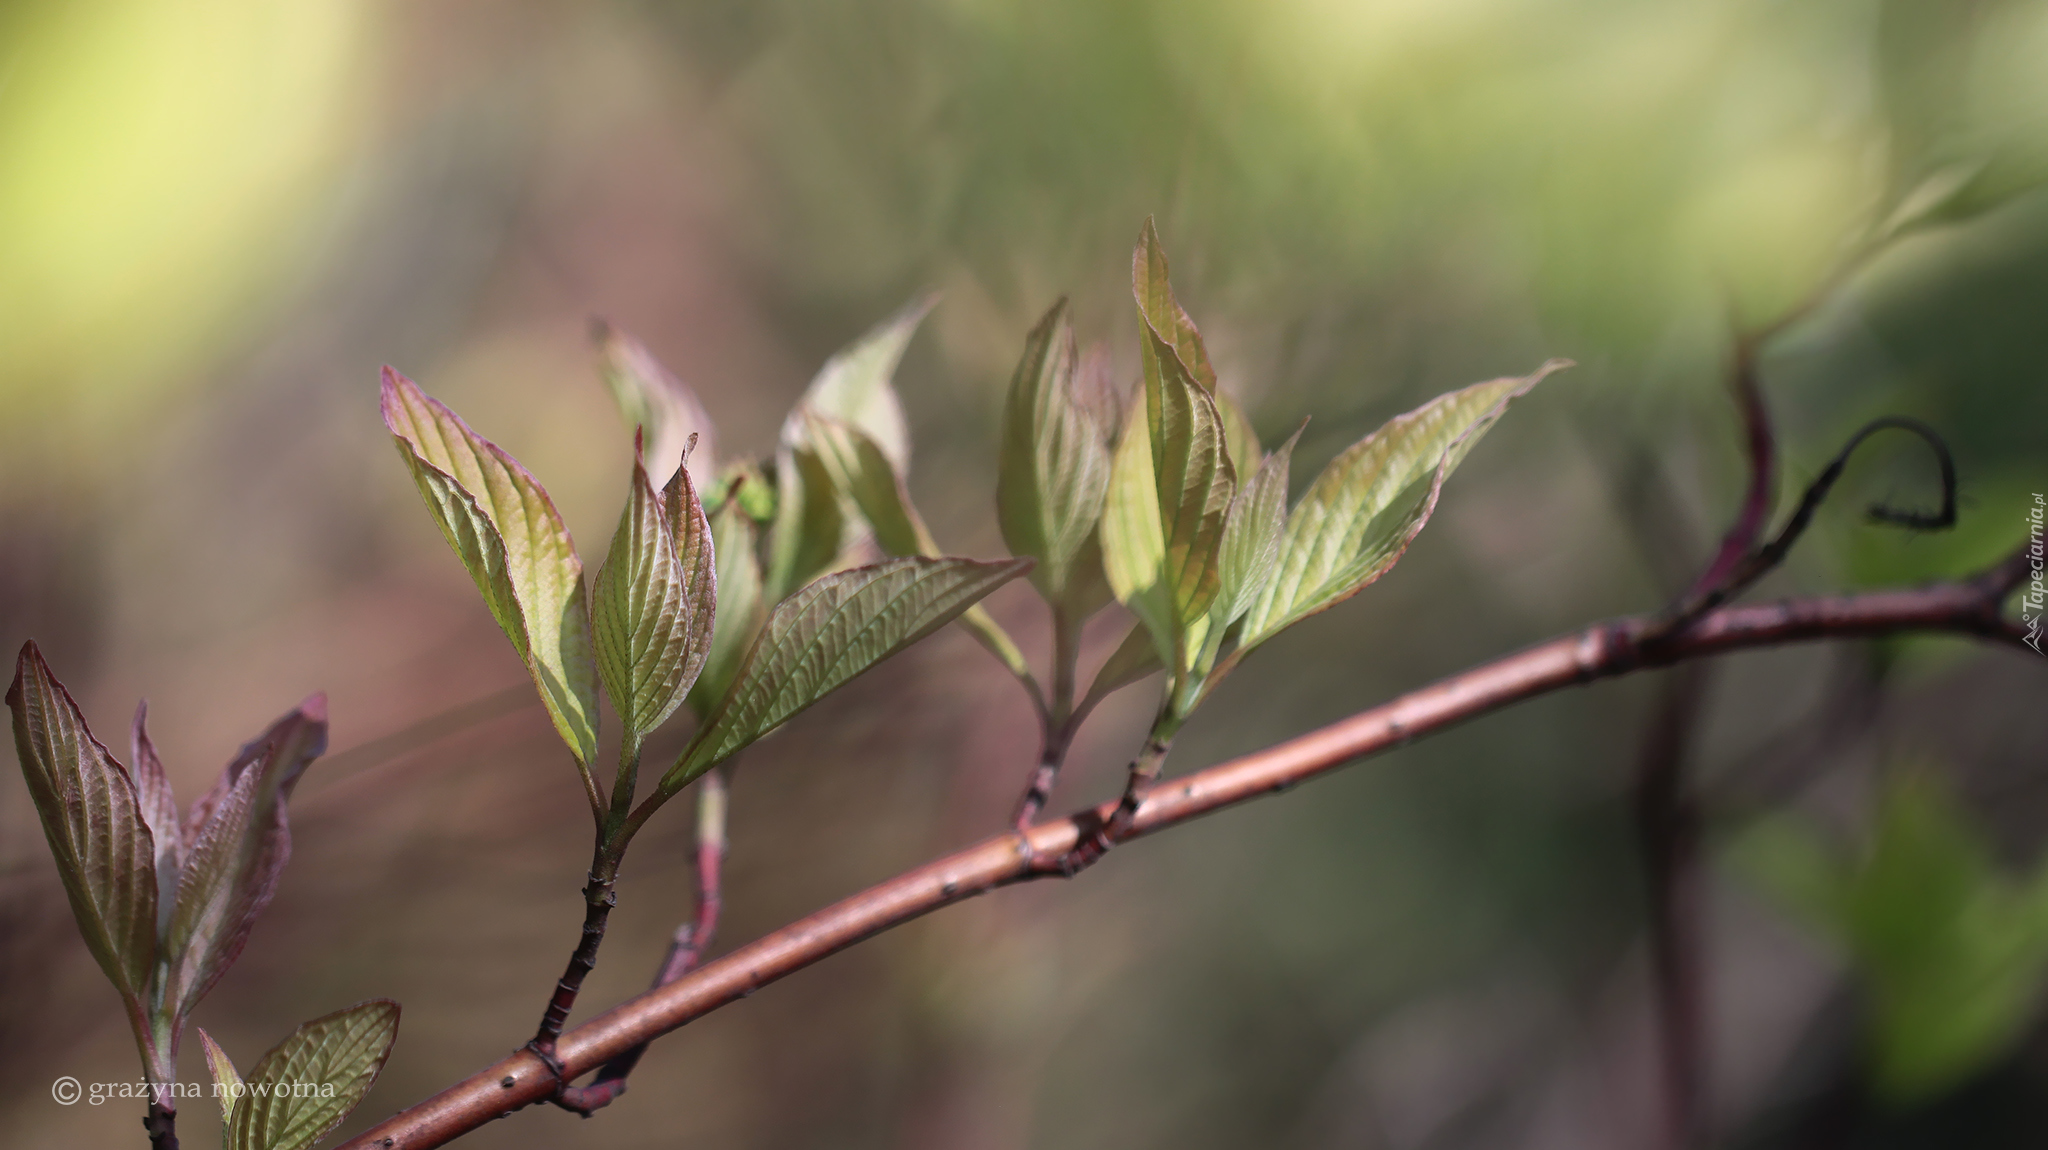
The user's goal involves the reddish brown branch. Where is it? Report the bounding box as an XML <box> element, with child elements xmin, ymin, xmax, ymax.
<box><xmin>1686</xmin><ymin>348</ymin><xmax>1777</xmax><ymax>602</ymax></box>
<box><xmin>1633</xmin><ymin>664</ymin><xmax>1711</xmax><ymax>1150</ymax></box>
<box><xmin>339</xmin><ymin>548</ymin><xmax>2033</xmax><ymax>1150</ymax></box>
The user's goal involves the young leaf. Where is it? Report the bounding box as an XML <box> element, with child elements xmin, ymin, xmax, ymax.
<box><xmin>1100</xmin><ymin>397</ymin><xmax>1176</xmax><ymax>669</ymax></box>
<box><xmin>688</xmin><ymin>498</ymin><xmax>766</xmax><ymax>717</ymax></box>
<box><xmin>6</xmin><ymin>642</ymin><xmax>158</xmax><ymax>1014</ymax></box>
<box><xmin>667</xmin><ymin>557</ymin><xmax>1032</xmax><ymax>788</ymax></box>
<box><xmin>1073</xmin><ymin>341</ymin><xmax>1124</xmax><ymax>443</ymax></box>
<box><xmin>226</xmin><ymin>999</ymin><xmax>400</xmax><ymax>1150</ymax></box>
<box><xmin>1079</xmin><ymin>623</ymin><xmax>1165</xmax><ymax>714</ymax></box>
<box><xmin>802</xmin><ymin>410</ymin><xmax>1041</xmax><ymax>690</ymax></box>
<box><xmin>386</xmin><ymin>443</ymin><xmax>524</xmax><ymax>663</ymax></box>
<box><xmin>198</xmin><ymin>1027</ymin><xmax>243</xmax><ymax>1125</ymax></box>
<box><xmin>764</xmin><ymin>445</ymin><xmax>846</xmax><ymax>602</ymax></box>
<box><xmin>594</xmin><ymin>321</ymin><xmax>718</xmax><ymax>490</ymax></box>
<box><xmin>382</xmin><ymin>367</ymin><xmax>601</xmax><ymax>765</ymax></box>
<box><xmin>803</xmin><ymin>410</ymin><xmax>938</xmax><ymax>558</ymax></box>
<box><xmin>593</xmin><ymin>435</ymin><xmax>717</xmax><ymax>736</ymax></box>
<box><xmin>778</xmin><ymin>294</ymin><xmax>936</xmax><ymax>475</ymax></box>
<box><xmin>1239</xmin><ymin>361</ymin><xmax>1566</xmax><ymax>650</ymax></box>
<box><xmin>130</xmin><ymin>702</ymin><xmax>182</xmax><ymax>930</ymax></box>
<box><xmin>1101</xmin><ymin>323</ymin><xmax>1234</xmax><ymax>672</ymax></box>
<box><xmin>1146</xmin><ymin>332</ymin><xmax>1236</xmax><ymax>631</ymax></box>
<box><xmin>996</xmin><ymin>299</ymin><xmax>1113</xmax><ymax>602</ymax></box>
<box><xmin>1132</xmin><ymin>218</ymin><xmax>1216</xmax><ymax>394</ymax></box>
<box><xmin>1216</xmin><ymin>391</ymin><xmax>1262</xmax><ymax>481</ymax></box>
<box><xmin>1213</xmin><ymin>424</ymin><xmax>1303</xmax><ymax>629</ymax></box>
<box><xmin>164</xmin><ymin>698</ymin><xmax>328</xmax><ymax>1024</ymax></box>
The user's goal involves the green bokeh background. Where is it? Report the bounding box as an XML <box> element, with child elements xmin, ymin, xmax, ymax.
<box><xmin>3</xmin><ymin>2</ymin><xmax>2045</xmax><ymax>1147</ymax></box>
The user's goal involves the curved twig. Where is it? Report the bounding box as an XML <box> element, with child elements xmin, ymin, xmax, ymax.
<box><xmin>1662</xmin><ymin>417</ymin><xmax>1959</xmax><ymax>633</ymax></box>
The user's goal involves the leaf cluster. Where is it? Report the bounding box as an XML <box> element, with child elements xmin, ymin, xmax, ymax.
<box><xmin>385</xmin><ymin>312</ymin><xmax>1030</xmax><ymax>849</ymax></box>
<box><xmin>1078</xmin><ymin>221</ymin><xmax>1564</xmax><ymax>735</ymax></box>
<box><xmin>7</xmin><ymin>644</ymin><xmax>398</xmax><ymax>1147</ymax></box>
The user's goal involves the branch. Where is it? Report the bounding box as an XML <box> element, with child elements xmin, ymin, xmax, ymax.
<box><xmin>338</xmin><ymin>547</ymin><xmax>2034</xmax><ymax>1150</ymax></box>
<box><xmin>1685</xmin><ymin>346</ymin><xmax>1777</xmax><ymax>602</ymax></box>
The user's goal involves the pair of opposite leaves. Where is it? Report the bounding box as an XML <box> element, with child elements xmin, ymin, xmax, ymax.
<box><xmin>7</xmin><ymin>645</ymin><xmax>400</xmax><ymax>1150</ymax></box>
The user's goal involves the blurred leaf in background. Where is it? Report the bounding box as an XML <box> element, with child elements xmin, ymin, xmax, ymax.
<box><xmin>1735</xmin><ymin>770</ymin><xmax>2048</xmax><ymax>1106</ymax></box>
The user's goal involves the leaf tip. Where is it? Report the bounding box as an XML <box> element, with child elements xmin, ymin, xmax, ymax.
<box><xmin>9</xmin><ymin>639</ymin><xmax>46</xmax><ymax>707</ymax></box>
<box><xmin>378</xmin><ymin>366</ymin><xmax>419</xmax><ymax>433</ymax></box>
<box><xmin>297</xmin><ymin>693</ymin><xmax>329</xmax><ymax>724</ymax></box>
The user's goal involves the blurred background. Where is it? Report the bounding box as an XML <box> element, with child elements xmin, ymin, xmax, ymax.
<box><xmin>3</xmin><ymin>1</ymin><xmax>2046</xmax><ymax>1147</ymax></box>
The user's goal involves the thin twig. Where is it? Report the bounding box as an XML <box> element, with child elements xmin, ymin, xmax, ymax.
<box><xmin>555</xmin><ymin>769</ymin><xmax>728</xmax><ymax>1115</ymax></box>
<box><xmin>526</xmin><ymin>846</ymin><xmax>620</xmax><ymax>1086</ymax></box>
<box><xmin>143</xmin><ymin>1101</ymin><xmax>178</xmax><ymax>1150</ymax></box>
<box><xmin>1686</xmin><ymin>346</ymin><xmax>1778</xmax><ymax>602</ymax></box>
<box><xmin>1011</xmin><ymin>721</ymin><xmax>1076</xmax><ymax>833</ymax></box>
<box><xmin>1660</xmin><ymin>418</ymin><xmax>1959</xmax><ymax>634</ymax></box>
<box><xmin>1011</xmin><ymin>604</ymin><xmax>1083</xmax><ymax>830</ymax></box>
<box><xmin>336</xmin><ymin>542</ymin><xmax>2036</xmax><ymax>1150</ymax></box>
<box><xmin>1633</xmin><ymin>664</ymin><xmax>1712</xmax><ymax>1150</ymax></box>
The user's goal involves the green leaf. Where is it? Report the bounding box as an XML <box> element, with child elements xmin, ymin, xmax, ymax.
<box><xmin>803</xmin><ymin>410</ymin><xmax>938</xmax><ymax>558</ymax></box>
<box><xmin>594</xmin><ymin>320</ymin><xmax>718</xmax><ymax>490</ymax></box>
<box><xmin>1845</xmin><ymin>777</ymin><xmax>2048</xmax><ymax>1102</ymax></box>
<box><xmin>666</xmin><ymin>557</ymin><xmax>1031</xmax><ymax>788</ymax></box>
<box><xmin>779</xmin><ymin>294</ymin><xmax>935</xmax><ymax>474</ymax></box>
<box><xmin>197</xmin><ymin>1027</ymin><xmax>243</xmax><ymax>1125</ymax></box>
<box><xmin>1132</xmin><ymin>217</ymin><xmax>1216</xmax><ymax>394</ymax></box>
<box><xmin>165</xmin><ymin>698</ymin><xmax>328</xmax><ymax>1025</ymax></box>
<box><xmin>1104</xmin><ymin>325</ymin><xmax>1236</xmax><ymax>675</ymax></box>
<box><xmin>1062</xmin><ymin>534</ymin><xmax>1118</xmax><ymax>624</ymax></box>
<box><xmin>688</xmin><ymin>498</ymin><xmax>766</xmax><ymax>717</ymax></box>
<box><xmin>1144</xmin><ymin>335</ymin><xmax>1236</xmax><ymax>635</ymax></box>
<box><xmin>1100</xmin><ymin>395</ymin><xmax>1175</xmax><ymax>670</ymax></box>
<box><xmin>6</xmin><ymin>642</ymin><xmax>158</xmax><ymax>1018</ymax></box>
<box><xmin>386</xmin><ymin>443</ymin><xmax>524</xmax><ymax>662</ymax></box>
<box><xmin>704</xmin><ymin>459</ymin><xmax>777</xmax><ymax>524</ymax></box>
<box><xmin>1239</xmin><ymin>362</ymin><xmax>1565</xmax><ymax>650</ymax></box>
<box><xmin>593</xmin><ymin>434</ymin><xmax>718</xmax><ymax>736</ymax></box>
<box><xmin>996</xmin><ymin>299</ymin><xmax>1114</xmax><ymax>604</ymax></box>
<box><xmin>1079</xmin><ymin>623</ymin><xmax>1164</xmax><ymax>714</ymax></box>
<box><xmin>382</xmin><ymin>368</ymin><xmax>601</xmax><ymax>764</ymax></box>
<box><xmin>801</xmin><ymin>411</ymin><xmax>1040</xmax><ymax>691</ymax></box>
<box><xmin>1213</xmin><ymin>424</ymin><xmax>1303</xmax><ymax>629</ymax></box>
<box><xmin>1736</xmin><ymin>772</ymin><xmax>2048</xmax><ymax>1104</ymax></box>
<box><xmin>764</xmin><ymin>445</ymin><xmax>847</xmax><ymax>602</ymax></box>
<box><xmin>1216</xmin><ymin>391</ymin><xmax>1262</xmax><ymax>482</ymax></box>
<box><xmin>226</xmin><ymin>999</ymin><xmax>400</xmax><ymax>1150</ymax></box>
